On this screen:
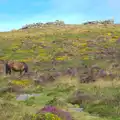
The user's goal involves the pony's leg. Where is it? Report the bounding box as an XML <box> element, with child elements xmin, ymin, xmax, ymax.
<box><xmin>5</xmin><ymin>71</ymin><xmax>8</xmax><ymax>77</ymax></box>
<box><xmin>9</xmin><ymin>69</ymin><xmax>11</xmax><ymax>75</ymax></box>
<box><xmin>19</xmin><ymin>70</ymin><xmax>21</xmax><ymax>75</ymax></box>
<box><xmin>19</xmin><ymin>70</ymin><xmax>23</xmax><ymax>78</ymax></box>
<box><xmin>5</xmin><ymin>69</ymin><xmax>11</xmax><ymax>77</ymax></box>
<box><xmin>23</xmin><ymin>68</ymin><xmax>27</xmax><ymax>76</ymax></box>
<box><xmin>5</xmin><ymin>67</ymin><xmax>9</xmax><ymax>76</ymax></box>
<box><xmin>6</xmin><ymin>70</ymin><xmax>8</xmax><ymax>75</ymax></box>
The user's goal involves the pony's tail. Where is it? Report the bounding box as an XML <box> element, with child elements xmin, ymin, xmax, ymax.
<box><xmin>22</xmin><ymin>62</ymin><xmax>28</xmax><ymax>73</ymax></box>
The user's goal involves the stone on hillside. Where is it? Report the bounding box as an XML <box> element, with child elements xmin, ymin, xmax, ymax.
<box><xmin>68</xmin><ymin>90</ymin><xmax>95</xmax><ymax>105</ymax></box>
<box><xmin>16</xmin><ymin>94</ymin><xmax>29</xmax><ymax>101</ymax></box>
<box><xmin>69</xmin><ymin>108</ymin><xmax>84</xmax><ymax>112</ymax></box>
<box><xmin>16</xmin><ymin>93</ymin><xmax>41</xmax><ymax>101</ymax></box>
<box><xmin>52</xmin><ymin>72</ymin><xmax>62</xmax><ymax>78</ymax></box>
<box><xmin>97</xmin><ymin>69</ymin><xmax>107</xmax><ymax>78</ymax></box>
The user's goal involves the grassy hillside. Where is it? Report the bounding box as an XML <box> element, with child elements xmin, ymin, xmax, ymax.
<box><xmin>0</xmin><ymin>24</ymin><xmax>120</xmax><ymax>120</ymax></box>
<box><xmin>0</xmin><ymin>24</ymin><xmax>119</xmax><ymax>69</ymax></box>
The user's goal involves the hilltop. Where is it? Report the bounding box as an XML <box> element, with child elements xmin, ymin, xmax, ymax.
<box><xmin>20</xmin><ymin>20</ymin><xmax>65</xmax><ymax>30</ymax></box>
<box><xmin>19</xmin><ymin>19</ymin><xmax>114</xmax><ymax>30</ymax></box>
<box><xmin>0</xmin><ymin>21</ymin><xmax>120</xmax><ymax>120</ymax></box>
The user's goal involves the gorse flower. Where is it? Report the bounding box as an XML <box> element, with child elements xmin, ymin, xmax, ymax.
<box><xmin>80</xmin><ymin>43</ymin><xmax>87</xmax><ymax>46</ymax></box>
<box><xmin>11</xmin><ymin>80</ymin><xmax>31</xmax><ymax>86</ymax></box>
<box><xmin>107</xmin><ymin>33</ymin><xmax>112</xmax><ymax>36</ymax></box>
<box><xmin>45</xmin><ymin>113</ymin><xmax>61</xmax><ymax>120</ymax></box>
<box><xmin>83</xmin><ymin>56</ymin><xmax>89</xmax><ymax>60</ymax></box>
<box><xmin>109</xmin><ymin>38</ymin><xmax>117</xmax><ymax>43</ymax></box>
<box><xmin>56</xmin><ymin>56</ymin><xmax>68</xmax><ymax>61</ymax></box>
<box><xmin>32</xmin><ymin>112</ymin><xmax>62</xmax><ymax>120</ymax></box>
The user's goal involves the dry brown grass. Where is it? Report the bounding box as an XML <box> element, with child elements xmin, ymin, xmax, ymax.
<box><xmin>91</xmin><ymin>79</ymin><xmax>120</xmax><ymax>88</ymax></box>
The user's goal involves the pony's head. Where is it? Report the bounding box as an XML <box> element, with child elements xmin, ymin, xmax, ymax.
<box><xmin>21</xmin><ymin>62</ymin><xmax>28</xmax><ymax>73</ymax></box>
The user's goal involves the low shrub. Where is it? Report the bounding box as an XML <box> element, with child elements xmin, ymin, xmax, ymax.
<box><xmin>23</xmin><ymin>112</ymin><xmax>62</xmax><ymax>120</ymax></box>
<box><xmin>37</xmin><ymin>106</ymin><xmax>73</xmax><ymax>120</ymax></box>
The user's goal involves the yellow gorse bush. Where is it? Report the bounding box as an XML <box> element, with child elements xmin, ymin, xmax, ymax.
<box><xmin>0</xmin><ymin>55</ymin><xmax>11</xmax><ymax>60</ymax></box>
<box><xmin>11</xmin><ymin>80</ymin><xmax>31</xmax><ymax>86</ymax></box>
<box><xmin>72</xmin><ymin>41</ymin><xmax>82</xmax><ymax>47</ymax></box>
<box><xmin>82</xmin><ymin>55</ymin><xmax>89</xmax><ymax>60</ymax></box>
<box><xmin>56</xmin><ymin>56</ymin><xmax>68</xmax><ymax>61</ymax></box>
<box><xmin>19</xmin><ymin>58</ymin><xmax>33</xmax><ymax>62</ymax></box>
<box><xmin>45</xmin><ymin>113</ymin><xmax>61</xmax><ymax>120</ymax></box>
<box><xmin>16</xmin><ymin>49</ymin><xmax>30</xmax><ymax>53</ymax></box>
<box><xmin>109</xmin><ymin>38</ymin><xmax>117</xmax><ymax>43</ymax></box>
<box><xmin>72</xmin><ymin>42</ymin><xmax>78</xmax><ymax>46</ymax></box>
<box><xmin>57</xmin><ymin>48</ymin><xmax>64</xmax><ymax>52</ymax></box>
<box><xmin>107</xmin><ymin>33</ymin><xmax>112</xmax><ymax>36</ymax></box>
<box><xmin>36</xmin><ymin>54</ymin><xmax>50</xmax><ymax>61</ymax></box>
<box><xmin>80</xmin><ymin>43</ymin><xmax>87</xmax><ymax>46</ymax></box>
<box><xmin>112</xmin><ymin>35</ymin><xmax>118</xmax><ymax>39</ymax></box>
<box><xmin>80</xmin><ymin>48</ymin><xmax>87</xmax><ymax>53</ymax></box>
<box><xmin>32</xmin><ymin>113</ymin><xmax>62</xmax><ymax>120</ymax></box>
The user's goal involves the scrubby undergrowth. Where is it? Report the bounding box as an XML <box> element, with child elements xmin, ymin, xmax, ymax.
<box><xmin>0</xmin><ymin>24</ymin><xmax>120</xmax><ymax>120</ymax></box>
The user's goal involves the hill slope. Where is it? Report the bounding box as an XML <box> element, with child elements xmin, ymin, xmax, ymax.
<box><xmin>0</xmin><ymin>24</ymin><xmax>120</xmax><ymax>120</ymax></box>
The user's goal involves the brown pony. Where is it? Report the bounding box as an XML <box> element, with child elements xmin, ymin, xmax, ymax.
<box><xmin>5</xmin><ymin>60</ymin><xmax>28</xmax><ymax>76</ymax></box>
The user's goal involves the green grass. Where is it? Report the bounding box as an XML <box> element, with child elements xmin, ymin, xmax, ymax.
<box><xmin>1</xmin><ymin>77</ymin><xmax>120</xmax><ymax>120</ymax></box>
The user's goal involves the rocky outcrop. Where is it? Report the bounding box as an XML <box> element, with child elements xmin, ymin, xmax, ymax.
<box><xmin>83</xmin><ymin>19</ymin><xmax>114</xmax><ymax>25</ymax></box>
<box><xmin>20</xmin><ymin>20</ymin><xmax>65</xmax><ymax>29</ymax></box>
